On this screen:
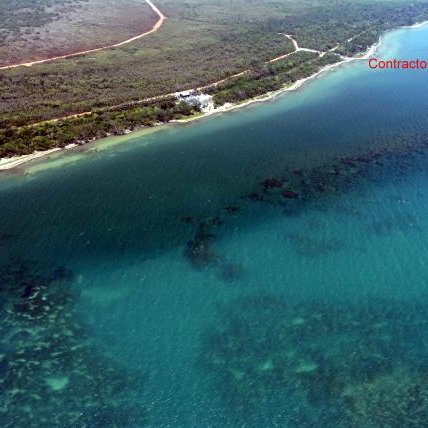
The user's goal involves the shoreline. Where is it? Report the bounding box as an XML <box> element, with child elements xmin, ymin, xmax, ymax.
<box><xmin>0</xmin><ymin>144</ymin><xmax>79</xmax><ymax>171</ymax></box>
<box><xmin>172</xmin><ymin>56</ymin><xmax>359</xmax><ymax>125</ymax></box>
<box><xmin>1</xmin><ymin>19</ymin><xmax>427</xmax><ymax>172</ymax></box>
<box><xmin>0</xmin><ymin>52</ymin><xmax>356</xmax><ymax>172</ymax></box>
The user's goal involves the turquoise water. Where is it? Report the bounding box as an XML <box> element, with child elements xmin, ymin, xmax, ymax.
<box><xmin>3</xmin><ymin>24</ymin><xmax>428</xmax><ymax>427</ymax></box>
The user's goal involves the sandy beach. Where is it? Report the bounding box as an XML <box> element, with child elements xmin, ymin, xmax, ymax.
<box><xmin>0</xmin><ymin>149</ymin><xmax>62</xmax><ymax>171</ymax></box>
<box><xmin>2</xmin><ymin>19</ymin><xmax>427</xmax><ymax>172</ymax></box>
<box><xmin>0</xmin><ymin>144</ymin><xmax>81</xmax><ymax>171</ymax></box>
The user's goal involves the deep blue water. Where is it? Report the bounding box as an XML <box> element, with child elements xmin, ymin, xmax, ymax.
<box><xmin>2</xmin><ymin>23</ymin><xmax>428</xmax><ymax>427</ymax></box>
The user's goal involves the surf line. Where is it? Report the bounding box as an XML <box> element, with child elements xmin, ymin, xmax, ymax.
<box><xmin>0</xmin><ymin>0</ymin><xmax>166</xmax><ymax>70</ymax></box>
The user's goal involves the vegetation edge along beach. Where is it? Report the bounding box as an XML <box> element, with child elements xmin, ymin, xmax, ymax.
<box><xmin>1</xmin><ymin>18</ymin><xmax>427</xmax><ymax>172</ymax></box>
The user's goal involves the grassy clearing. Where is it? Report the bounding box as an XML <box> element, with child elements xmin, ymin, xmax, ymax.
<box><xmin>0</xmin><ymin>0</ymin><xmax>158</xmax><ymax>66</ymax></box>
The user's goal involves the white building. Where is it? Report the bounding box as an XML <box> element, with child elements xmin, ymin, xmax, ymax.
<box><xmin>175</xmin><ymin>91</ymin><xmax>213</xmax><ymax>111</ymax></box>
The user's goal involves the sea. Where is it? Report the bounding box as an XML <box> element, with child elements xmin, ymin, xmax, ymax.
<box><xmin>2</xmin><ymin>22</ymin><xmax>428</xmax><ymax>428</ymax></box>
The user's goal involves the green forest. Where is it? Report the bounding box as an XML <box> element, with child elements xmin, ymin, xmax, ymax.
<box><xmin>0</xmin><ymin>99</ymin><xmax>199</xmax><ymax>157</ymax></box>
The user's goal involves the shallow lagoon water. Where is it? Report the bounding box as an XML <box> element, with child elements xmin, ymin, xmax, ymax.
<box><xmin>2</xmin><ymin>23</ymin><xmax>428</xmax><ymax>427</ymax></box>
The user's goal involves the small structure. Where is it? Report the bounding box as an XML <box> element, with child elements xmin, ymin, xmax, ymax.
<box><xmin>175</xmin><ymin>90</ymin><xmax>213</xmax><ymax>111</ymax></box>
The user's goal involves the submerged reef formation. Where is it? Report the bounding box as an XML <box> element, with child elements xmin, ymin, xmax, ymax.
<box><xmin>184</xmin><ymin>219</ymin><xmax>244</xmax><ymax>283</ymax></box>
<box><xmin>181</xmin><ymin>132</ymin><xmax>428</xmax><ymax>270</ymax></box>
<box><xmin>242</xmin><ymin>133</ymin><xmax>428</xmax><ymax>220</ymax></box>
<box><xmin>185</xmin><ymin>221</ymin><xmax>219</xmax><ymax>269</ymax></box>
<box><xmin>342</xmin><ymin>369</ymin><xmax>428</xmax><ymax>428</ymax></box>
<box><xmin>0</xmin><ymin>259</ymin><xmax>146</xmax><ymax>427</ymax></box>
<box><xmin>284</xmin><ymin>232</ymin><xmax>344</xmax><ymax>257</ymax></box>
<box><xmin>200</xmin><ymin>293</ymin><xmax>428</xmax><ymax>425</ymax></box>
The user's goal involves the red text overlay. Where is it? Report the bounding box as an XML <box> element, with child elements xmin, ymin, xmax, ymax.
<box><xmin>368</xmin><ymin>58</ymin><xmax>428</xmax><ymax>69</ymax></box>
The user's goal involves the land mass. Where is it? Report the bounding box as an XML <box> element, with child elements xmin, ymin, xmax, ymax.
<box><xmin>0</xmin><ymin>0</ymin><xmax>160</xmax><ymax>67</ymax></box>
<box><xmin>0</xmin><ymin>0</ymin><xmax>165</xmax><ymax>70</ymax></box>
<box><xmin>1</xmin><ymin>0</ymin><xmax>428</xmax><ymax>163</ymax></box>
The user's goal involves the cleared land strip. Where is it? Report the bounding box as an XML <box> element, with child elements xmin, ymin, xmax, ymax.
<box><xmin>0</xmin><ymin>0</ymin><xmax>166</xmax><ymax>70</ymax></box>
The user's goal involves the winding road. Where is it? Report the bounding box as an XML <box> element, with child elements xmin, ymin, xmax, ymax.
<box><xmin>25</xmin><ymin>33</ymin><xmax>346</xmax><ymax>127</ymax></box>
<box><xmin>0</xmin><ymin>0</ymin><xmax>166</xmax><ymax>70</ymax></box>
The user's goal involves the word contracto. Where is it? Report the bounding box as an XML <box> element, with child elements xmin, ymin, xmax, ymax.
<box><xmin>368</xmin><ymin>58</ymin><xmax>428</xmax><ymax>69</ymax></box>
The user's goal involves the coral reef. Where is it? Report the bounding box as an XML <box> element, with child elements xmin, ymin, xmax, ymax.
<box><xmin>281</xmin><ymin>189</ymin><xmax>299</xmax><ymax>199</ymax></box>
<box><xmin>200</xmin><ymin>293</ymin><xmax>428</xmax><ymax>424</ymax></box>
<box><xmin>240</xmin><ymin>133</ymin><xmax>428</xmax><ymax>222</ymax></box>
<box><xmin>184</xmin><ymin>219</ymin><xmax>244</xmax><ymax>284</ymax></box>
<box><xmin>261</xmin><ymin>177</ymin><xmax>283</xmax><ymax>190</ymax></box>
<box><xmin>185</xmin><ymin>224</ymin><xmax>218</xmax><ymax>269</ymax></box>
<box><xmin>223</xmin><ymin>206</ymin><xmax>241</xmax><ymax>216</ymax></box>
<box><xmin>343</xmin><ymin>369</ymin><xmax>428</xmax><ymax>428</ymax></box>
<box><xmin>0</xmin><ymin>259</ymin><xmax>146</xmax><ymax>428</ymax></box>
<box><xmin>178</xmin><ymin>132</ymin><xmax>428</xmax><ymax>279</ymax></box>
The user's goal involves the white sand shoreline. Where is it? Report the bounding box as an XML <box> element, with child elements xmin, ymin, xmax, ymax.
<box><xmin>0</xmin><ymin>144</ymin><xmax>79</xmax><ymax>171</ymax></box>
<box><xmin>2</xmin><ymin>19</ymin><xmax>428</xmax><ymax>172</ymax></box>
